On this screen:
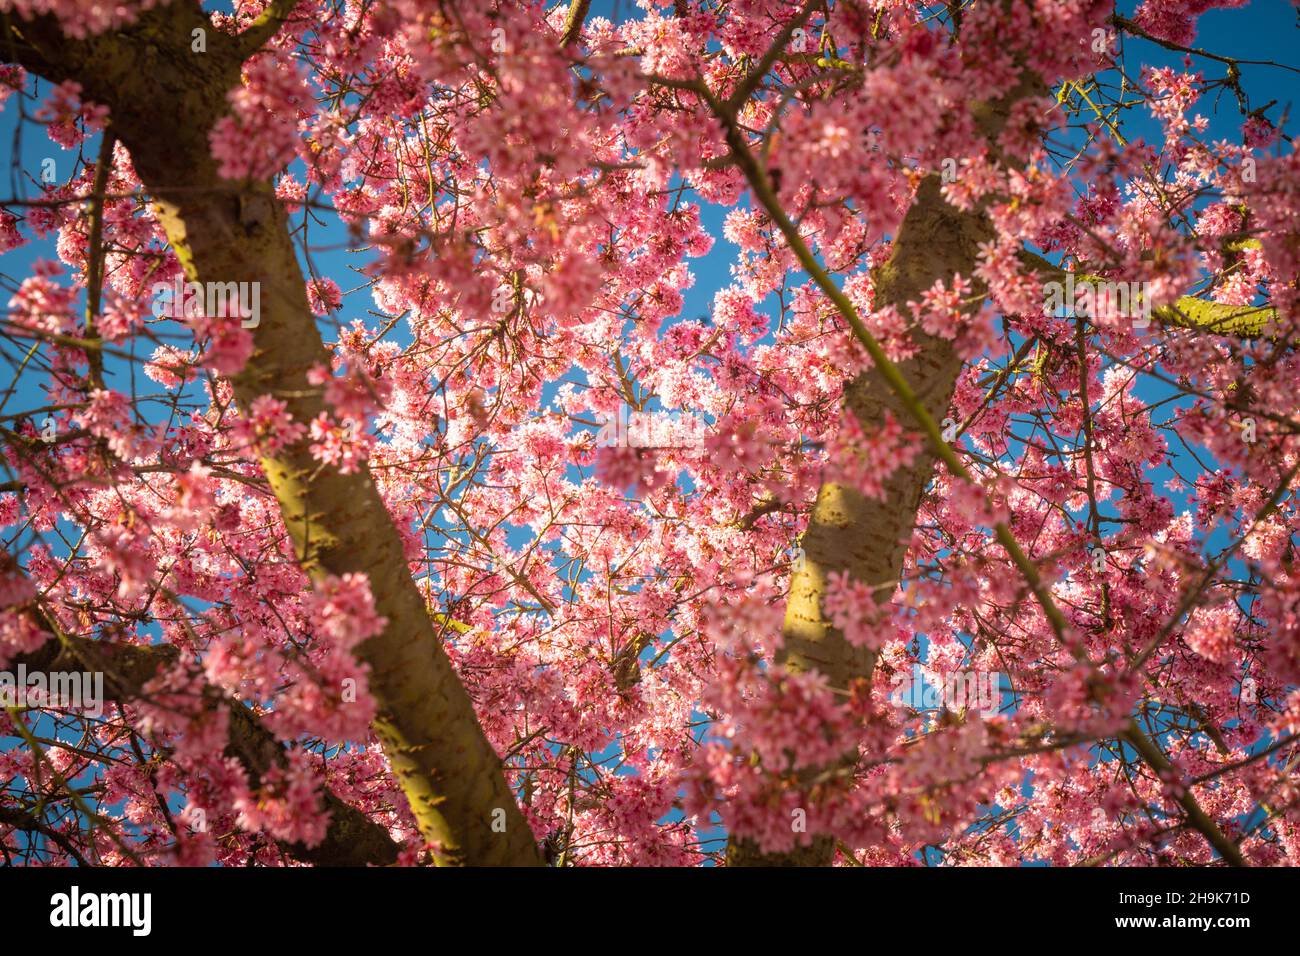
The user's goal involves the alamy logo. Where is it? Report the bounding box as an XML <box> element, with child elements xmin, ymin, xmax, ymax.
<box><xmin>0</xmin><ymin>665</ymin><xmax>104</xmax><ymax>718</ymax></box>
<box><xmin>1043</xmin><ymin>274</ymin><xmax>1151</xmax><ymax>328</ymax></box>
<box><xmin>594</xmin><ymin>405</ymin><xmax>707</xmax><ymax>449</ymax></box>
<box><xmin>49</xmin><ymin>886</ymin><xmax>151</xmax><ymax>936</ymax></box>
<box><xmin>150</xmin><ymin>277</ymin><xmax>261</xmax><ymax>328</ymax></box>
<box><xmin>890</xmin><ymin>667</ymin><xmax>1003</xmax><ymax>719</ymax></box>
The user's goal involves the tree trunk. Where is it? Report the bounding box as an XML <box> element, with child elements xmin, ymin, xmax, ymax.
<box><xmin>728</xmin><ymin>177</ymin><xmax>993</xmax><ymax>866</ymax></box>
<box><xmin>3</xmin><ymin>3</ymin><xmax>541</xmax><ymax>866</ymax></box>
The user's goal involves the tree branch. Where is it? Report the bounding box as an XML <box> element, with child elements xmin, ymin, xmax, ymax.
<box><xmin>700</xmin><ymin>59</ymin><xmax>1245</xmax><ymax>865</ymax></box>
<box><xmin>559</xmin><ymin>0</ymin><xmax>591</xmax><ymax>47</ymax></box>
<box><xmin>1018</xmin><ymin>250</ymin><xmax>1276</xmax><ymax>338</ymax></box>
<box><xmin>236</xmin><ymin>0</ymin><xmax>302</xmax><ymax>59</ymax></box>
<box><xmin>82</xmin><ymin>128</ymin><xmax>116</xmax><ymax>391</ymax></box>
<box><xmin>9</xmin><ymin>588</ymin><xmax>401</xmax><ymax>866</ymax></box>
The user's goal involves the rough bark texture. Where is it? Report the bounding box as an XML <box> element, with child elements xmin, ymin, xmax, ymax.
<box><xmin>3</xmin><ymin>3</ymin><xmax>541</xmax><ymax>865</ymax></box>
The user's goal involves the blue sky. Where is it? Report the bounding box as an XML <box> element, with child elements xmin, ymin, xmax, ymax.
<box><xmin>2</xmin><ymin>0</ymin><xmax>1295</xmax><ymax>415</ymax></box>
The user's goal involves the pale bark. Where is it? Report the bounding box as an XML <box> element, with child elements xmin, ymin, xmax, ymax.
<box><xmin>3</xmin><ymin>3</ymin><xmax>541</xmax><ymax>865</ymax></box>
<box><xmin>724</xmin><ymin>66</ymin><xmax>1248</xmax><ymax>864</ymax></box>
<box><xmin>727</xmin><ymin>177</ymin><xmax>993</xmax><ymax>866</ymax></box>
<box><xmin>724</xmin><ymin>78</ymin><xmax>1034</xmax><ymax>866</ymax></box>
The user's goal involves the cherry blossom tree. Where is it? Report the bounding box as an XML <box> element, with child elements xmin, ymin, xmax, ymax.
<box><xmin>0</xmin><ymin>0</ymin><xmax>1297</xmax><ymax>867</ymax></box>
